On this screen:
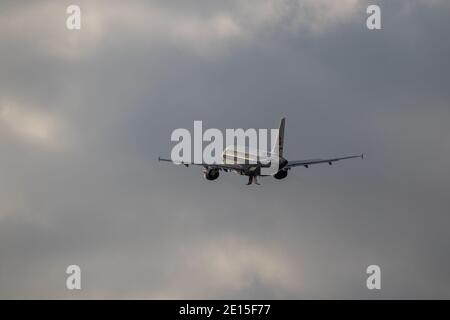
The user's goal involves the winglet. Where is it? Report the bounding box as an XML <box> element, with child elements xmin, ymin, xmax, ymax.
<box><xmin>361</xmin><ymin>153</ymin><xmax>364</xmax><ymax>159</ymax></box>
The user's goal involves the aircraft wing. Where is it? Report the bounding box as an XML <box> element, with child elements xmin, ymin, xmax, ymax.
<box><xmin>158</xmin><ymin>157</ymin><xmax>245</xmax><ymax>171</ymax></box>
<box><xmin>286</xmin><ymin>154</ymin><xmax>363</xmax><ymax>169</ymax></box>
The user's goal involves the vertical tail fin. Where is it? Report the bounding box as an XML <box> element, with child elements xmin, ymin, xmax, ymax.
<box><xmin>271</xmin><ymin>117</ymin><xmax>285</xmax><ymax>157</ymax></box>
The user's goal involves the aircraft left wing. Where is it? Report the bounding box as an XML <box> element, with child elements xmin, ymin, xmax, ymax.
<box><xmin>286</xmin><ymin>154</ymin><xmax>363</xmax><ymax>169</ymax></box>
<box><xmin>158</xmin><ymin>157</ymin><xmax>244</xmax><ymax>171</ymax></box>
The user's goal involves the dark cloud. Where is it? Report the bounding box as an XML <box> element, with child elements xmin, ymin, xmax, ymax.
<box><xmin>0</xmin><ymin>0</ymin><xmax>449</xmax><ymax>298</ymax></box>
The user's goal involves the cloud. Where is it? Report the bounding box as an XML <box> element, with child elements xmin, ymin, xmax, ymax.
<box><xmin>0</xmin><ymin>2</ymin><xmax>103</xmax><ymax>60</ymax></box>
<box><xmin>7</xmin><ymin>0</ymin><xmax>450</xmax><ymax>61</ymax></box>
<box><xmin>150</xmin><ymin>236</ymin><xmax>300</xmax><ymax>299</ymax></box>
<box><xmin>285</xmin><ymin>0</ymin><xmax>362</xmax><ymax>33</ymax></box>
<box><xmin>0</xmin><ymin>0</ymin><xmax>450</xmax><ymax>299</ymax></box>
<box><xmin>0</xmin><ymin>0</ymin><xmax>365</xmax><ymax>60</ymax></box>
<box><xmin>0</xmin><ymin>102</ymin><xmax>63</xmax><ymax>149</ymax></box>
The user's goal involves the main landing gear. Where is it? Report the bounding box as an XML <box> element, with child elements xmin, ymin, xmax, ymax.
<box><xmin>246</xmin><ymin>175</ymin><xmax>260</xmax><ymax>185</ymax></box>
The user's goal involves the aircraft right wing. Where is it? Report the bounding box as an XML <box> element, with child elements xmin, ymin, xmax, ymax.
<box><xmin>286</xmin><ymin>154</ymin><xmax>363</xmax><ymax>169</ymax></box>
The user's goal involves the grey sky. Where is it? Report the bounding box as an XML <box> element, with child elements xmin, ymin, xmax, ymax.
<box><xmin>0</xmin><ymin>0</ymin><xmax>449</xmax><ymax>299</ymax></box>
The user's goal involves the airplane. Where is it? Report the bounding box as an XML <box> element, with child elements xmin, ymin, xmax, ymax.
<box><xmin>159</xmin><ymin>117</ymin><xmax>363</xmax><ymax>185</ymax></box>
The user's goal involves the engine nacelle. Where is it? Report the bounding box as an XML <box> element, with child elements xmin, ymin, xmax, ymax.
<box><xmin>273</xmin><ymin>170</ymin><xmax>288</xmax><ymax>180</ymax></box>
<box><xmin>204</xmin><ymin>168</ymin><xmax>220</xmax><ymax>181</ymax></box>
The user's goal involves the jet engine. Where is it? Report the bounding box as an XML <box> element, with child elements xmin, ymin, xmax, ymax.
<box><xmin>204</xmin><ymin>168</ymin><xmax>220</xmax><ymax>181</ymax></box>
<box><xmin>274</xmin><ymin>170</ymin><xmax>288</xmax><ymax>180</ymax></box>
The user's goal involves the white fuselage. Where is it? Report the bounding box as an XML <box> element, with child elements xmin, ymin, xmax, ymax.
<box><xmin>221</xmin><ymin>145</ymin><xmax>272</xmax><ymax>165</ymax></box>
